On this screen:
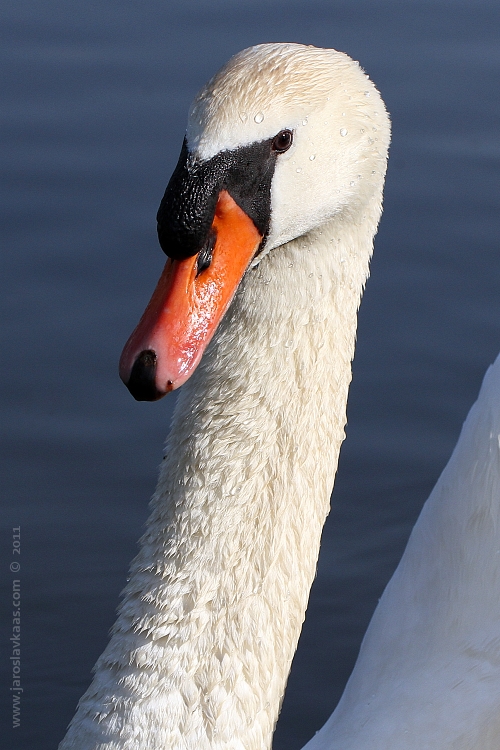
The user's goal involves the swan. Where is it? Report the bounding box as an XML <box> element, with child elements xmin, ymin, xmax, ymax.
<box><xmin>57</xmin><ymin>42</ymin><xmax>394</xmax><ymax>748</ymax></box>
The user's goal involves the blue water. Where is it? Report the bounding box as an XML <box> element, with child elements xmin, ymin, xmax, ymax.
<box><xmin>2</xmin><ymin>1</ymin><xmax>500</xmax><ymax>747</ymax></box>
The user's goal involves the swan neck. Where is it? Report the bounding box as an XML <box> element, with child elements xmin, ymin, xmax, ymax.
<box><xmin>59</xmin><ymin>218</ymin><xmax>376</xmax><ymax>750</ymax></box>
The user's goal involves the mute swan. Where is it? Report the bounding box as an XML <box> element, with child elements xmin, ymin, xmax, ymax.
<box><xmin>54</xmin><ymin>41</ymin><xmax>475</xmax><ymax>749</ymax></box>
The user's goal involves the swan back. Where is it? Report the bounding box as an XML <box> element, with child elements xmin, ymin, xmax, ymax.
<box><xmin>308</xmin><ymin>354</ymin><xmax>500</xmax><ymax>749</ymax></box>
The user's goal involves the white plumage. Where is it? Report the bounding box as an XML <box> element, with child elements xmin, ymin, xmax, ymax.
<box><xmin>60</xmin><ymin>42</ymin><xmax>389</xmax><ymax>750</ymax></box>
<box><xmin>307</xmin><ymin>353</ymin><xmax>500</xmax><ymax>749</ymax></box>
<box><xmin>60</xmin><ymin>42</ymin><xmax>500</xmax><ymax>750</ymax></box>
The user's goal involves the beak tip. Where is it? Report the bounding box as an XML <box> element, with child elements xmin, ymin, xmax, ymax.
<box><xmin>121</xmin><ymin>349</ymin><xmax>167</xmax><ymax>402</ymax></box>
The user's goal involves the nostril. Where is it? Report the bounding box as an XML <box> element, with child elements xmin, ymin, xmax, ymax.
<box><xmin>196</xmin><ymin>230</ymin><xmax>216</xmax><ymax>277</ymax></box>
<box><xmin>126</xmin><ymin>350</ymin><xmax>164</xmax><ymax>401</ymax></box>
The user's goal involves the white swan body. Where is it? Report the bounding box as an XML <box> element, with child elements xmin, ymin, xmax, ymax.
<box><xmin>59</xmin><ymin>44</ymin><xmax>390</xmax><ymax>749</ymax></box>
<box><xmin>307</xmin><ymin>353</ymin><xmax>500</xmax><ymax>750</ymax></box>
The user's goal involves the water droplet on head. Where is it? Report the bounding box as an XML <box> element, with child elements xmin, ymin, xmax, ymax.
<box><xmin>302</xmin><ymin>118</ymin><xmax>308</xmax><ymax>126</ymax></box>
<box><xmin>342</xmin><ymin>112</ymin><xmax>346</xmax><ymax>117</ymax></box>
<box><xmin>340</xmin><ymin>128</ymin><xmax>348</xmax><ymax>137</ymax></box>
<box><xmin>364</xmin><ymin>90</ymin><xmax>371</xmax><ymax>97</ymax></box>
<box><xmin>309</xmin><ymin>154</ymin><xmax>316</xmax><ymax>161</ymax></box>
<box><xmin>239</xmin><ymin>112</ymin><xmax>248</xmax><ymax>123</ymax></box>
<box><xmin>254</xmin><ymin>112</ymin><xmax>264</xmax><ymax>124</ymax></box>
<box><xmin>296</xmin><ymin>167</ymin><xmax>302</xmax><ymax>173</ymax></box>
<box><xmin>350</xmin><ymin>181</ymin><xmax>355</xmax><ymax>186</ymax></box>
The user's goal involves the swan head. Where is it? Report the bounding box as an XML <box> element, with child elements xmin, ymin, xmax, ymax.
<box><xmin>119</xmin><ymin>43</ymin><xmax>390</xmax><ymax>400</ymax></box>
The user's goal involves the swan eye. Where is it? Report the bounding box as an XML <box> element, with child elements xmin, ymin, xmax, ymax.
<box><xmin>272</xmin><ymin>129</ymin><xmax>293</xmax><ymax>153</ymax></box>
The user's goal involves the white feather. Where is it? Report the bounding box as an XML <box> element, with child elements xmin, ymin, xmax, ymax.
<box><xmin>307</xmin><ymin>354</ymin><xmax>500</xmax><ymax>749</ymax></box>
<box><xmin>58</xmin><ymin>42</ymin><xmax>393</xmax><ymax>750</ymax></box>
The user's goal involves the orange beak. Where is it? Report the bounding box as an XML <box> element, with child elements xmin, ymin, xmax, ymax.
<box><xmin>119</xmin><ymin>191</ymin><xmax>263</xmax><ymax>399</ymax></box>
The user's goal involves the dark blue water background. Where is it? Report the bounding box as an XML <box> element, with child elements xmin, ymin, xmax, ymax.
<box><xmin>2</xmin><ymin>1</ymin><xmax>500</xmax><ymax>747</ymax></box>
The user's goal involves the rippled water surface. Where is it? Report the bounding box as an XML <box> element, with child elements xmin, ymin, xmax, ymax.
<box><xmin>2</xmin><ymin>1</ymin><xmax>500</xmax><ymax>747</ymax></box>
